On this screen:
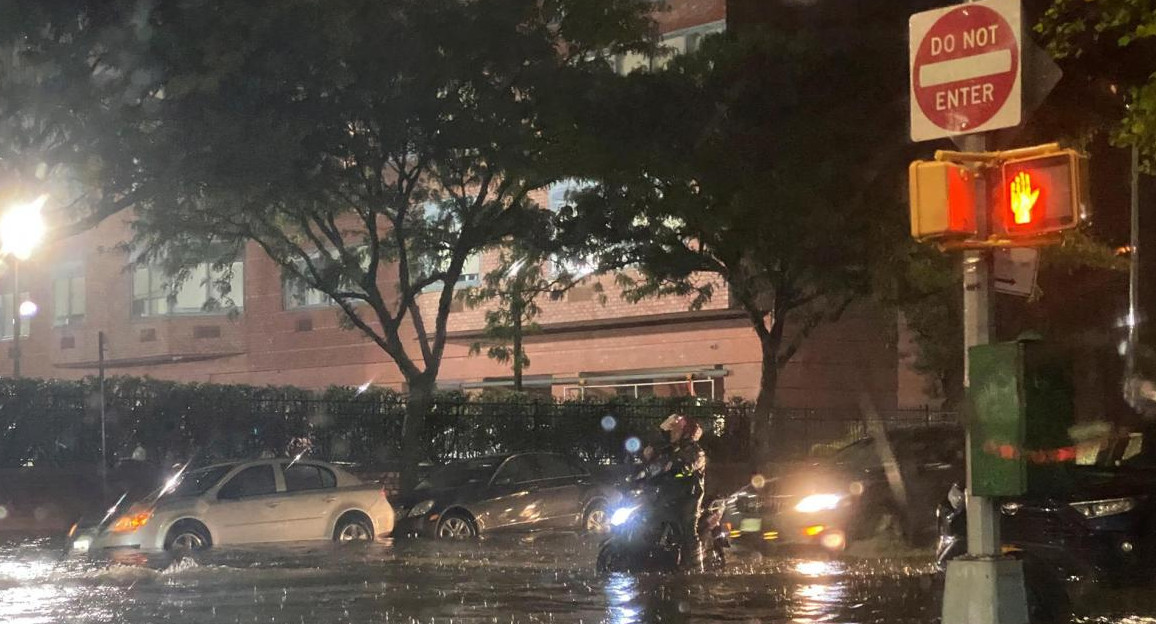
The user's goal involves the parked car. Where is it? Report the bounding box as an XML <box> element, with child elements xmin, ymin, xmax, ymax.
<box><xmin>723</xmin><ymin>424</ymin><xmax>964</xmax><ymax>551</ymax></box>
<box><xmin>67</xmin><ymin>458</ymin><xmax>394</xmax><ymax>553</ymax></box>
<box><xmin>938</xmin><ymin>429</ymin><xmax>1156</xmax><ymax>588</ymax></box>
<box><xmin>393</xmin><ymin>452</ymin><xmax>614</xmax><ymax>538</ymax></box>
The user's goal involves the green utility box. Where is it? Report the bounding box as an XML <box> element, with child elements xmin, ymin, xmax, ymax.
<box><xmin>967</xmin><ymin>339</ymin><xmax>1075</xmax><ymax>497</ymax></box>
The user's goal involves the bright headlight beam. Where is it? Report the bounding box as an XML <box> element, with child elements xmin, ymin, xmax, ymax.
<box><xmin>610</xmin><ymin>506</ymin><xmax>638</xmax><ymax>526</ymax></box>
<box><xmin>794</xmin><ymin>493</ymin><xmax>842</xmax><ymax>513</ymax></box>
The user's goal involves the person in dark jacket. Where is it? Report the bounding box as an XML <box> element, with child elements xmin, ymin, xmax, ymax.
<box><xmin>650</xmin><ymin>413</ymin><xmax>707</xmax><ymax>570</ymax></box>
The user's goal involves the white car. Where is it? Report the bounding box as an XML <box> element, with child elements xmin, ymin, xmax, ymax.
<box><xmin>69</xmin><ymin>459</ymin><xmax>394</xmax><ymax>553</ymax></box>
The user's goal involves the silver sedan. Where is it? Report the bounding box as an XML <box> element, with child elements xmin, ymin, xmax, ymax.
<box><xmin>70</xmin><ymin>459</ymin><xmax>394</xmax><ymax>553</ymax></box>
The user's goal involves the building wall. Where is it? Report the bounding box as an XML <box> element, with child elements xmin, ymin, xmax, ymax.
<box><xmin>1</xmin><ymin>211</ymin><xmax>911</xmax><ymax>409</ymax></box>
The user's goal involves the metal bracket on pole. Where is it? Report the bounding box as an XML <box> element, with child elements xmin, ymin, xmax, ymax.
<box><xmin>935</xmin><ymin>142</ymin><xmax>1062</xmax><ymax>166</ymax></box>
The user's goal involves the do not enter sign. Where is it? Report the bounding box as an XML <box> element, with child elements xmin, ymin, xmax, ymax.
<box><xmin>910</xmin><ymin>0</ymin><xmax>1022</xmax><ymax>141</ymax></box>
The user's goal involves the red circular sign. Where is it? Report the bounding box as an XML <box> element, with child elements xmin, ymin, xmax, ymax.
<box><xmin>913</xmin><ymin>4</ymin><xmax>1019</xmax><ymax>133</ymax></box>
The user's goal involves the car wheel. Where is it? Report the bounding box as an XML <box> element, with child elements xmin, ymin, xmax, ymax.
<box><xmin>165</xmin><ymin>521</ymin><xmax>211</xmax><ymax>552</ymax></box>
<box><xmin>334</xmin><ymin>514</ymin><xmax>374</xmax><ymax>543</ymax></box>
<box><xmin>436</xmin><ymin>512</ymin><xmax>476</xmax><ymax>539</ymax></box>
<box><xmin>583</xmin><ymin>501</ymin><xmax>610</xmax><ymax>534</ymax></box>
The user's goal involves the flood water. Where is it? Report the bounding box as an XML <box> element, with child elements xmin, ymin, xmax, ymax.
<box><xmin>0</xmin><ymin>533</ymin><xmax>1153</xmax><ymax>623</ymax></box>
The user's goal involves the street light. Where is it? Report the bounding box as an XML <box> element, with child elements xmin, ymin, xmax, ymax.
<box><xmin>0</xmin><ymin>195</ymin><xmax>47</xmax><ymax>378</ymax></box>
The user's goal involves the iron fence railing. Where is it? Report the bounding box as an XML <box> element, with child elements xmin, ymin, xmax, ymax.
<box><xmin>0</xmin><ymin>376</ymin><xmax>956</xmax><ymax>468</ymax></box>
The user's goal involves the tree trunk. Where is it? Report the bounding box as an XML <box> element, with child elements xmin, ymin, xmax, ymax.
<box><xmin>753</xmin><ymin>317</ymin><xmax>786</xmax><ymax>465</ymax></box>
<box><xmin>512</xmin><ymin>295</ymin><xmax>524</xmax><ymax>393</ymax></box>
<box><xmin>400</xmin><ymin>375</ymin><xmax>434</xmax><ymax>494</ymax></box>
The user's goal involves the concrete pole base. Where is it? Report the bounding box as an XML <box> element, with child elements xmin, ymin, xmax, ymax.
<box><xmin>942</xmin><ymin>556</ymin><xmax>1029</xmax><ymax>624</ymax></box>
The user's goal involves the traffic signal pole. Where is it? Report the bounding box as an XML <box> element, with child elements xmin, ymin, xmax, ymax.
<box><xmin>942</xmin><ymin>134</ymin><xmax>1029</xmax><ymax>624</ymax></box>
<box><xmin>959</xmin><ymin>134</ymin><xmax>1001</xmax><ymax>558</ymax></box>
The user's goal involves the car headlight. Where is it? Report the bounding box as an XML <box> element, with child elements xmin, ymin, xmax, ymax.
<box><xmin>610</xmin><ymin>506</ymin><xmax>638</xmax><ymax>527</ymax></box>
<box><xmin>1071</xmin><ymin>497</ymin><xmax>1137</xmax><ymax>519</ymax></box>
<box><xmin>109</xmin><ymin>510</ymin><xmax>153</xmax><ymax>533</ymax></box>
<box><xmin>794</xmin><ymin>494</ymin><xmax>842</xmax><ymax>513</ymax></box>
<box><xmin>408</xmin><ymin>500</ymin><xmax>435</xmax><ymax>518</ymax></box>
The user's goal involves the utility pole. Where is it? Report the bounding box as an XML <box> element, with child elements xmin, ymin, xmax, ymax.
<box><xmin>959</xmin><ymin>133</ymin><xmax>1002</xmax><ymax>557</ymax></box>
<box><xmin>99</xmin><ymin>331</ymin><xmax>108</xmax><ymax>500</ymax></box>
<box><xmin>10</xmin><ymin>259</ymin><xmax>20</xmax><ymax>378</ymax></box>
<box><xmin>1126</xmin><ymin>145</ymin><xmax>1141</xmax><ymax>406</ymax></box>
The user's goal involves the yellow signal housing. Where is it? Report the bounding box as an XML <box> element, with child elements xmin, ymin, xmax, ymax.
<box><xmin>908</xmin><ymin>160</ymin><xmax>978</xmax><ymax>241</ymax></box>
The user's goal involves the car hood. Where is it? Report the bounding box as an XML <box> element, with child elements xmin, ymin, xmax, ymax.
<box><xmin>394</xmin><ymin>486</ymin><xmax>476</xmax><ymax>509</ymax></box>
<box><xmin>741</xmin><ymin>464</ymin><xmax>858</xmax><ymax>501</ymax></box>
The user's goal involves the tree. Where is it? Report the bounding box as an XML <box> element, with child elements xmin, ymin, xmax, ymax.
<box><xmin>121</xmin><ymin>0</ymin><xmax>656</xmax><ymax>491</ymax></box>
<box><xmin>1037</xmin><ymin>0</ymin><xmax>1156</xmax><ymax>168</ymax></box>
<box><xmin>559</xmin><ymin>16</ymin><xmax>917</xmax><ymax>458</ymax></box>
<box><xmin>0</xmin><ymin>1</ymin><xmax>149</xmax><ymax>242</ymax></box>
<box><xmin>463</xmin><ymin>248</ymin><xmax>594</xmax><ymax>392</ymax></box>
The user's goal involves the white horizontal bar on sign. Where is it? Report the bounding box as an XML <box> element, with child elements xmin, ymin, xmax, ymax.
<box><xmin>919</xmin><ymin>50</ymin><xmax>1012</xmax><ymax>87</ymax></box>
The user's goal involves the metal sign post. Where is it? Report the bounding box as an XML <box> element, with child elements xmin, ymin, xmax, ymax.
<box><xmin>99</xmin><ymin>331</ymin><xmax>108</xmax><ymax>501</ymax></box>
<box><xmin>909</xmin><ymin>1</ymin><xmax>1034</xmax><ymax>622</ymax></box>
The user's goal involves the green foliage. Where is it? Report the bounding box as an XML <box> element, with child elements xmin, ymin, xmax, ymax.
<box><xmin>0</xmin><ymin>1</ymin><xmax>148</xmax><ymax>239</ymax></box>
<box><xmin>463</xmin><ymin>245</ymin><xmax>594</xmax><ymax>380</ymax></box>
<box><xmin>24</xmin><ymin>0</ymin><xmax>655</xmax><ymax>395</ymax></box>
<box><xmin>558</xmin><ymin>19</ymin><xmax>917</xmax><ymax>416</ymax></box>
<box><xmin>890</xmin><ymin>245</ymin><xmax>965</xmax><ymax>405</ymax></box>
<box><xmin>1038</xmin><ymin>0</ymin><xmax>1156</xmax><ymax>170</ymax></box>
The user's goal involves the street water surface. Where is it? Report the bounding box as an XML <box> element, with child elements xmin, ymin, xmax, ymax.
<box><xmin>0</xmin><ymin>533</ymin><xmax>1153</xmax><ymax>623</ymax></box>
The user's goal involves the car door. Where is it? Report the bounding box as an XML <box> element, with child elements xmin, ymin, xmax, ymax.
<box><xmin>532</xmin><ymin>454</ymin><xmax>587</xmax><ymax>527</ymax></box>
<box><xmin>278</xmin><ymin>462</ymin><xmax>342</xmax><ymax>540</ymax></box>
<box><xmin>470</xmin><ymin>455</ymin><xmax>545</xmax><ymax>531</ymax></box>
<box><xmin>208</xmin><ymin>463</ymin><xmax>282</xmax><ymax>544</ymax></box>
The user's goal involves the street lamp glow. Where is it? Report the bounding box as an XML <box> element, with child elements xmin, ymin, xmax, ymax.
<box><xmin>0</xmin><ymin>195</ymin><xmax>47</xmax><ymax>261</ymax></box>
<box><xmin>18</xmin><ymin>301</ymin><xmax>37</xmax><ymax>318</ymax></box>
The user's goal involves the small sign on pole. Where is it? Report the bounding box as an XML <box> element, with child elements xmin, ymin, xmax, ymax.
<box><xmin>993</xmin><ymin>247</ymin><xmax>1039</xmax><ymax>297</ymax></box>
<box><xmin>910</xmin><ymin>0</ymin><xmax>1023</xmax><ymax>142</ymax></box>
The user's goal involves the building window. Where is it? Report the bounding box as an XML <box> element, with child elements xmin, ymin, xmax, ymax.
<box><xmin>0</xmin><ymin>292</ymin><xmax>31</xmax><ymax>340</ymax></box>
<box><xmin>53</xmin><ymin>274</ymin><xmax>86</xmax><ymax>327</ymax></box>
<box><xmin>283</xmin><ymin>272</ymin><xmax>332</xmax><ymax>309</ymax></box>
<box><xmin>565</xmin><ymin>377</ymin><xmax>721</xmax><ymax>400</ymax></box>
<box><xmin>282</xmin><ymin>248</ymin><xmax>373</xmax><ymax>309</ymax></box>
<box><xmin>132</xmin><ymin>261</ymin><xmax>244</xmax><ymax>317</ymax></box>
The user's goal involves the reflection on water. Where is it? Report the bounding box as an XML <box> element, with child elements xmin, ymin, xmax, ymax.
<box><xmin>606</xmin><ymin>573</ymin><xmax>640</xmax><ymax>624</ymax></box>
<box><xmin>795</xmin><ymin>559</ymin><xmax>841</xmax><ymax>578</ymax></box>
<box><xmin>0</xmin><ymin>535</ymin><xmax>1012</xmax><ymax>623</ymax></box>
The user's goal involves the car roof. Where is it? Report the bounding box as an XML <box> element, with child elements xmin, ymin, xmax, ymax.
<box><xmin>442</xmin><ymin>451</ymin><xmax>573</xmax><ymax>466</ymax></box>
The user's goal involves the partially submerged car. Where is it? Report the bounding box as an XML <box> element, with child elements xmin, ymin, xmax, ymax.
<box><xmin>67</xmin><ymin>458</ymin><xmax>394</xmax><ymax>553</ymax></box>
<box><xmin>393</xmin><ymin>452</ymin><xmax>613</xmax><ymax>538</ymax></box>
<box><xmin>723</xmin><ymin>424</ymin><xmax>965</xmax><ymax>552</ymax></box>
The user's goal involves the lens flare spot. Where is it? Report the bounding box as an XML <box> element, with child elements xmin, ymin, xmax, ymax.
<box><xmin>751</xmin><ymin>474</ymin><xmax>767</xmax><ymax>489</ymax></box>
<box><xmin>624</xmin><ymin>437</ymin><xmax>642</xmax><ymax>453</ymax></box>
<box><xmin>601</xmin><ymin>416</ymin><xmax>618</xmax><ymax>432</ymax></box>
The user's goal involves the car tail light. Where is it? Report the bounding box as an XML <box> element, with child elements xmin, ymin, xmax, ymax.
<box><xmin>110</xmin><ymin>510</ymin><xmax>153</xmax><ymax>533</ymax></box>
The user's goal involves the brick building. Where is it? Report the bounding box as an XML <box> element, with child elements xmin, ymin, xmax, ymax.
<box><xmin>0</xmin><ymin>0</ymin><xmax>934</xmax><ymax>409</ymax></box>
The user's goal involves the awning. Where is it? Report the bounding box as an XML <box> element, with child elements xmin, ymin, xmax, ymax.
<box><xmin>449</xmin><ymin>366</ymin><xmax>727</xmax><ymax>389</ymax></box>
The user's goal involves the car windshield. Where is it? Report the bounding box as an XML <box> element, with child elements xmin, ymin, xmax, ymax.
<box><xmin>416</xmin><ymin>457</ymin><xmax>503</xmax><ymax>490</ymax></box>
<box><xmin>832</xmin><ymin>438</ymin><xmax>880</xmax><ymax>469</ymax></box>
<box><xmin>154</xmin><ymin>464</ymin><xmax>235</xmax><ymax>500</ymax></box>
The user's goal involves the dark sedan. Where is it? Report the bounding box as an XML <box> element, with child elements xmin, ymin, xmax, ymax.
<box><xmin>393</xmin><ymin>452</ymin><xmax>613</xmax><ymax>538</ymax></box>
<box><xmin>939</xmin><ymin>429</ymin><xmax>1156</xmax><ymax>587</ymax></box>
<box><xmin>724</xmin><ymin>424</ymin><xmax>964</xmax><ymax>551</ymax></box>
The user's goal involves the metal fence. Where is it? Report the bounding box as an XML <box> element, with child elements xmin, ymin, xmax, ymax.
<box><xmin>0</xmin><ymin>376</ymin><xmax>957</xmax><ymax>468</ymax></box>
<box><xmin>272</xmin><ymin>400</ymin><xmax>955</xmax><ymax>466</ymax></box>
